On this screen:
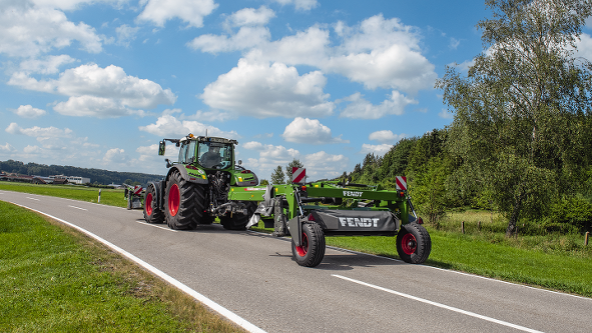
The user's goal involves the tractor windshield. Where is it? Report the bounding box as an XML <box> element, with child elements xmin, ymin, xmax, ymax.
<box><xmin>198</xmin><ymin>142</ymin><xmax>233</xmax><ymax>169</ymax></box>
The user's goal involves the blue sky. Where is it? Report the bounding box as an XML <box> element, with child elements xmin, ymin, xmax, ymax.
<box><xmin>1</xmin><ymin>0</ymin><xmax>580</xmax><ymax>181</ymax></box>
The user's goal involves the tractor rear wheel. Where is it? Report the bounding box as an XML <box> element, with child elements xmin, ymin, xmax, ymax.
<box><xmin>291</xmin><ymin>222</ymin><xmax>325</xmax><ymax>267</ymax></box>
<box><xmin>143</xmin><ymin>183</ymin><xmax>164</xmax><ymax>224</ymax></box>
<box><xmin>220</xmin><ymin>201</ymin><xmax>257</xmax><ymax>230</ymax></box>
<box><xmin>396</xmin><ymin>223</ymin><xmax>431</xmax><ymax>264</ymax></box>
<box><xmin>165</xmin><ymin>170</ymin><xmax>207</xmax><ymax>230</ymax></box>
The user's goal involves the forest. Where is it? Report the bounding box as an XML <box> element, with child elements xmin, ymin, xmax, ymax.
<box><xmin>0</xmin><ymin>160</ymin><xmax>164</xmax><ymax>187</ymax></box>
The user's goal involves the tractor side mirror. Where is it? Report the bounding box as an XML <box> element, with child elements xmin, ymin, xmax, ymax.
<box><xmin>158</xmin><ymin>141</ymin><xmax>166</xmax><ymax>156</ymax></box>
<box><xmin>238</xmin><ymin>160</ymin><xmax>242</xmax><ymax>165</ymax></box>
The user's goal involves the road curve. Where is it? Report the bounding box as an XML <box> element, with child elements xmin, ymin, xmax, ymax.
<box><xmin>2</xmin><ymin>190</ymin><xmax>591</xmax><ymax>333</ymax></box>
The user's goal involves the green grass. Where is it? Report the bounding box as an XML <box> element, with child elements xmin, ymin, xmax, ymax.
<box><xmin>0</xmin><ymin>199</ymin><xmax>243</xmax><ymax>332</ymax></box>
<box><xmin>0</xmin><ymin>182</ymin><xmax>128</xmax><ymax>208</ymax></box>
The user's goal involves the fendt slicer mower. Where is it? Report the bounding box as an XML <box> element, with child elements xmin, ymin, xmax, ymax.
<box><xmin>143</xmin><ymin>134</ymin><xmax>431</xmax><ymax>267</ymax></box>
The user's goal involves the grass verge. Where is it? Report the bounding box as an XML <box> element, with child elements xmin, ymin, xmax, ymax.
<box><xmin>0</xmin><ymin>200</ymin><xmax>244</xmax><ymax>332</ymax></box>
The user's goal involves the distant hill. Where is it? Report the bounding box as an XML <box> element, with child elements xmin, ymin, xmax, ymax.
<box><xmin>0</xmin><ymin>160</ymin><xmax>164</xmax><ymax>186</ymax></box>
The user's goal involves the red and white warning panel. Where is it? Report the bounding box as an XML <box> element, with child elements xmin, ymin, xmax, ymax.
<box><xmin>292</xmin><ymin>167</ymin><xmax>306</xmax><ymax>184</ymax></box>
<box><xmin>395</xmin><ymin>176</ymin><xmax>407</xmax><ymax>190</ymax></box>
<box><xmin>133</xmin><ymin>185</ymin><xmax>143</xmax><ymax>195</ymax></box>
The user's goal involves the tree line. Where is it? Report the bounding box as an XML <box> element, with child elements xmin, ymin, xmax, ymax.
<box><xmin>0</xmin><ymin>160</ymin><xmax>164</xmax><ymax>187</ymax></box>
<box><xmin>349</xmin><ymin>0</ymin><xmax>592</xmax><ymax>236</ymax></box>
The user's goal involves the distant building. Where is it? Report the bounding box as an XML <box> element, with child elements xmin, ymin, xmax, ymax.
<box><xmin>50</xmin><ymin>175</ymin><xmax>90</xmax><ymax>184</ymax></box>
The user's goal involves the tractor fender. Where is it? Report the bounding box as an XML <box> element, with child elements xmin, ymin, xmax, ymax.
<box><xmin>166</xmin><ymin>164</ymin><xmax>208</xmax><ymax>185</ymax></box>
<box><xmin>288</xmin><ymin>216</ymin><xmax>304</xmax><ymax>247</ymax></box>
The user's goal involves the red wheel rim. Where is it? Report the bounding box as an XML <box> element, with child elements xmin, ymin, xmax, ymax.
<box><xmin>145</xmin><ymin>193</ymin><xmax>153</xmax><ymax>216</ymax></box>
<box><xmin>168</xmin><ymin>184</ymin><xmax>180</xmax><ymax>216</ymax></box>
<box><xmin>295</xmin><ymin>232</ymin><xmax>309</xmax><ymax>257</ymax></box>
<box><xmin>401</xmin><ymin>233</ymin><xmax>417</xmax><ymax>255</ymax></box>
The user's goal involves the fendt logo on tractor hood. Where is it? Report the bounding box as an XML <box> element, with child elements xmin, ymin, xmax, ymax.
<box><xmin>338</xmin><ymin>217</ymin><xmax>379</xmax><ymax>228</ymax></box>
<box><xmin>343</xmin><ymin>190</ymin><xmax>363</xmax><ymax>197</ymax></box>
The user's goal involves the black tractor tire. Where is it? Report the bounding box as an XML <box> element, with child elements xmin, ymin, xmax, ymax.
<box><xmin>396</xmin><ymin>223</ymin><xmax>431</xmax><ymax>264</ymax></box>
<box><xmin>143</xmin><ymin>183</ymin><xmax>164</xmax><ymax>224</ymax></box>
<box><xmin>220</xmin><ymin>201</ymin><xmax>257</xmax><ymax>230</ymax></box>
<box><xmin>291</xmin><ymin>222</ymin><xmax>325</xmax><ymax>267</ymax></box>
<box><xmin>272</xmin><ymin>197</ymin><xmax>288</xmax><ymax>237</ymax></box>
<box><xmin>164</xmin><ymin>171</ymin><xmax>208</xmax><ymax>230</ymax></box>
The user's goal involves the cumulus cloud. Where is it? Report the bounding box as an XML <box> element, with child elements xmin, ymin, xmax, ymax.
<box><xmin>225</xmin><ymin>6</ymin><xmax>275</xmax><ymax>28</ymax></box>
<box><xmin>6</xmin><ymin>122</ymin><xmax>73</xmax><ymax>138</ymax></box>
<box><xmin>0</xmin><ymin>3</ymin><xmax>103</xmax><ymax>58</ymax></box>
<box><xmin>24</xmin><ymin>145</ymin><xmax>43</xmax><ymax>154</ymax></box>
<box><xmin>139</xmin><ymin>113</ymin><xmax>238</xmax><ymax>138</ymax></box>
<box><xmin>368</xmin><ymin>130</ymin><xmax>406</xmax><ymax>144</ymax></box>
<box><xmin>303</xmin><ymin>151</ymin><xmax>348</xmax><ymax>179</ymax></box>
<box><xmin>103</xmin><ymin>148</ymin><xmax>127</xmax><ymax>163</ymax></box>
<box><xmin>201</xmin><ymin>58</ymin><xmax>334</xmax><ymax>118</ymax></box>
<box><xmin>116</xmin><ymin>24</ymin><xmax>140</xmax><ymax>46</ymax></box>
<box><xmin>13</xmin><ymin>105</ymin><xmax>47</xmax><ymax>118</ymax></box>
<box><xmin>243</xmin><ymin>141</ymin><xmax>264</xmax><ymax>150</ymax></box>
<box><xmin>188</xmin><ymin>27</ymin><xmax>271</xmax><ymax>53</ymax></box>
<box><xmin>9</xmin><ymin>64</ymin><xmax>176</xmax><ymax>118</ymax></box>
<box><xmin>272</xmin><ymin>0</ymin><xmax>318</xmax><ymax>11</ymax></box>
<box><xmin>360</xmin><ymin>143</ymin><xmax>393</xmax><ymax>156</ymax></box>
<box><xmin>19</xmin><ymin>55</ymin><xmax>77</xmax><ymax>74</ymax></box>
<box><xmin>137</xmin><ymin>0</ymin><xmax>218</xmax><ymax>28</ymax></box>
<box><xmin>439</xmin><ymin>108</ymin><xmax>454</xmax><ymax>119</ymax></box>
<box><xmin>0</xmin><ymin>143</ymin><xmax>16</xmax><ymax>153</ymax></box>
<box><xmin>339</xmin><ymin>91</ymin><xmax>417</xmax><ymax>119</ymax></box>
<box><xmin>282</xmin><ymin>117</ymin><xmax>348</xmax><ymax>144</ymax></box>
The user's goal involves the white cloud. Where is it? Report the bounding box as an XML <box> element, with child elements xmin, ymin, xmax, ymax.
<box><xmin>19</xmin><ymin>55</ymin><xmax>77</xmax><ymax>74</ymax></box>
<box><xmin>339</xmin><ymin>91</ymin><xmax>417</xmax><ymax>119</ymax></box>
<box><xmin>6</xmin><ymin>122</ymin><xmax>73</xmax><ymax>138</ymax></box>
<box><xmin>303</xmin><ymin>151</ymin><xmax>348</xmax><ymax>179</ymax></box>
<box><xmin>0</xmin><ymin>4</ymin><xmax>103</xmax><ymax>58</ymax></box>
<box><xmin>103</xmin><ymin>148</ymin><xmax>127</xmax><ymax>163</ymax></box>
<box><xmin>13</xmin><ymin>105</ymin><xmax>47</xmax><ymax>119</ymax></box>
<box><xmin>439</xmin><ymin>108</ymin><xmax>453</xmax><ymax>119</ymax></box>
<box><xmin>282</xmin><ymin>117</ymin><xmax>348</xmax><ymax>144</ymax></box>
<box><xmin>137</xmin><ymin>0</ymin><xmax>218</xmax><ymax>28</ymax></box>
<box><xmin>368</xmin><ymin>130</ymin><xmax>406</xmax><ymax>144</ymax></box>
<box><xmin>116</xmin><ymin>24</ymin><xmax>140</xmax><ymax>46</ymax></box>
<box><xmin>24</xmin><ymin>145</ymin><xmax>43</xmax><ymax>154</ymax></box>
<box><xmin>139</xmin><ymin>113</ymin><xmax>238</xmax><ymax>138</ymax></box>
<box><xmin>0</xmin><ymin>143</ymin><xmax>17</xmax><ymax>153</ymax></box>
<box><xmin>194</xmin><ymin>14</ymin><xmax>436</xmax><ymax>94</ymax></box>
<box><xmin>225</xmin><ymin>6</ymin><xmax>275</xmax><ymax>28</ymax></box>
<box><xmin>188</xmin><ymin>26</ymin><xmax>271</xmax><ymax>53</ymax></box>
<box><xmin>9</xmin><ymin>64</ymin><xmax>176</xmax><ymax>118</ymax></box>
<box><xmin>30</xmin><ymin>0</ymin><xmax>125</xmax><ymax>11</ymax></box>
<box><xmin>360</xmin><ymin>143</ymin><xmax>393</xmax><ymax>156</ymax></box>
<box><xmin>272</xmin><ymin>0</ymin><xmax>318</xmax><ymax>11</ymax></box>
<box><xmin>449</xmin><ymin>37</ymin><xmax>460</xmax><ymax>49</ymax></box>
<box><xmin>201</xmin><ymin>58</ymin><xmax>334</xmax><ymax>118</ymax></box>
<box><xmin>243</xmin><ymin>141</ymin><xmax>264</xmax><ymax>150</ymax></box>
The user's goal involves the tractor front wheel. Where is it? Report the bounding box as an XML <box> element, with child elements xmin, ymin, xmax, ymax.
<box><xmin>396</xmin><ymin>223</ymin><xmax>431</xmax><ymax>264</ymax></box>
<box><xmin>291</xmin><ymin>222</ymin><xmax>325</xmax><ymax>267</ymax></box>
<box><xmin>143</xmin><ymin>183</ymin><xmax>164</xmax><ymax>224</ymax></box>
<box><xmin>165</xmin><ymin>171</ymin><xmax>207</xmax><ymax>230</ymax></box>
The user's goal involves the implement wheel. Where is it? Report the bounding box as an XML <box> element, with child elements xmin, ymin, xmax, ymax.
<box><xmin>396</xmin><ymin>223</ymin><xmax>431</xmax><ymax>264</ymax></box>
<box><xmin>165</xmin><ymin>170</ymin><xmax>207</xmax><ymax>230</ymax></box>
<box><xmin>143</xmin><ymin>183</ymin><xmax>164</xmax><ymax>224</ymax></box>
<box><xmin>291</xmin><ymin>222</ymin><xmax>325</xmax><ymax>267</ymax></box>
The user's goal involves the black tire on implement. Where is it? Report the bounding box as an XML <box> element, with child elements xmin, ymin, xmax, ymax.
<box><xmin>143</xmin><ymin>183</ymin><xmax>164</xmax><ymax>224</ymax></box>
<box><xmin>164</xmin><ymin>170</ymin><xmax>208</xmax><ymax>230</ymax></box>
<box><xmin>291</xmin><ymin>222</ymin><xmax>325</xmax><ymax>267</ymax></box>
<box><xmin>220</xmin><ymin>201</ymin><xmax>257</xmax><ymax>230</ymax></box>
<box><xmin>396</xmin><ymin>223</ymin><xmax>431</xmax><ymax>264</ymax></box>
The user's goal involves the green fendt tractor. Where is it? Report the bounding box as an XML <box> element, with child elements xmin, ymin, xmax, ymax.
<box><xmin>143</xmin><ymin>134</ymin><xmax>259</xmax><ymax>230</ymax></box>
<box><xmin>144</xmin><ymin>133</ymin><xmax>431</xmax><ymax>267</ymax></box>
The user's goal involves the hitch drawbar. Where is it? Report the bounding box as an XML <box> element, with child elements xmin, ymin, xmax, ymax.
<box><xmin>231</xmin><ymin>180</ymin><xmax>431</xmax><ymax>267</ymax></box>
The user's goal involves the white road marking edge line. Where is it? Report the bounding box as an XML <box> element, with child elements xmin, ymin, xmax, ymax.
<box><xmin>10</xmin><ymin>202</ymin><xmax>267</xmax><ymax>333</ymax></box>
<box><xmin>68</xmin><ymin>205</ymin><xmax>88</xmax><ymax>211</ymax></box>
<box><xmin>135</xmin><ymin>220</ymin><xmax>178</xmax><ymax>232</ymax></box>
<box><xmin>332</xmin><ymin>274</ymin><xmax>544</xmax><ymax>333</ymax></box>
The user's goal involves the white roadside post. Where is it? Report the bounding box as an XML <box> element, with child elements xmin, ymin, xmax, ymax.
<box><xmin>98</xmin><ymin>189</ymin><xmax>102</xmax><ymax>203</ymax></box>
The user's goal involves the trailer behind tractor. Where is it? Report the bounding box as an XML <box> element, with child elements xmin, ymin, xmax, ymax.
<box><xmin>144</xmin><ymin>134</ymin><xmax>431</xmax><ymax>267</ymax></box>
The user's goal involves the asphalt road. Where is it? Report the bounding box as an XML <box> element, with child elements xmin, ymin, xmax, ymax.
<box><xmin>2</xmin><ymin>190</ymin><xmax>591</xmax><ymax>333</ymax></box>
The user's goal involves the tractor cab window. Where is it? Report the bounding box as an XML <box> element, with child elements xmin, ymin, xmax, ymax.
<box><xmin>178</xmin><ymin>140</ymin><xmax>197</xmax><ymax>164</ymax></box>
<box><xmin>198</xmin><ymin>142</ymin><xmax>232</xmax><ymax>169</ymax></box>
